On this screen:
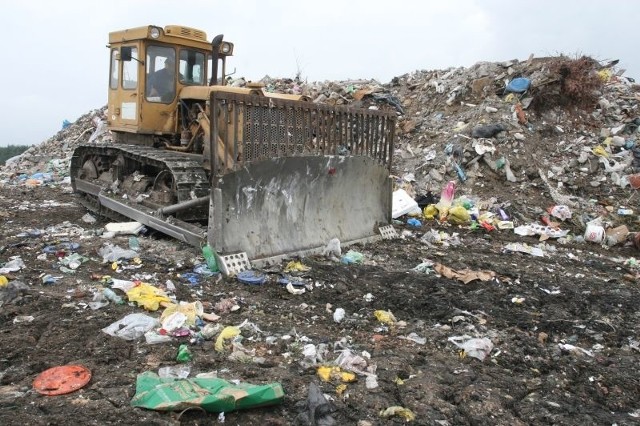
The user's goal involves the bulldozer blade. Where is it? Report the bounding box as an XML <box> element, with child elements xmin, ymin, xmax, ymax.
<box><xmin>209</xmin><ymin>155</ymin><xmax>392</xmax><ymax>264</ymax></box>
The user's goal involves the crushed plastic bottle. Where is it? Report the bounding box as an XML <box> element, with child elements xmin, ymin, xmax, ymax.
<box><xmin>128</xmin><ymin>236</ymin><xmax>140</xmax><ymax>250</ymax></box>
<box><xmin>453</xmin><ymin>162</ymin><xmax>467</xmax><ymax>182</ymax></box>
<box><xmin>103</xmin><ymin>288</ymin><xmax>124</xmax><ymax>305</ymax></box>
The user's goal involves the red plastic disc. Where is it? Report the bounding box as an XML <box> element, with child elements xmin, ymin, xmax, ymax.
<box><xmin>33</xmin><ymin>365</ymin><xmax>91</xmax><ymax>396</ymax></box>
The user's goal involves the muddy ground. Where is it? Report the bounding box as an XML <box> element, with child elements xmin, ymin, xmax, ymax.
<box><xmin>0</xmin><ymin>184</ymin><xmax>639</xmax><ymax>426</ymax></box>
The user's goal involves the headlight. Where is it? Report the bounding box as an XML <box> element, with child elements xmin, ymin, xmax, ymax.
<box><xmin>221</xmin><ymin>43</ymin><xmax>231</xmax><ymax>54</ymax></box>
<box><xmin>150</xmin><ymin>27</ymin><xmax>161</xmax><ymax>39</ymax></box>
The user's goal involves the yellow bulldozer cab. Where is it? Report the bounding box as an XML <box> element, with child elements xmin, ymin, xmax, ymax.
<box><xmin>106</xmin><ymin>25</ymin><xmax>233</xmax><ymax>138</ymax></box>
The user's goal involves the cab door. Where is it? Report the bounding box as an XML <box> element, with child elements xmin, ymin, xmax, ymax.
<box><xmin>108</xmin><ymin>45</ymin><xmax>140</xmax><ymax>131</ymax></box>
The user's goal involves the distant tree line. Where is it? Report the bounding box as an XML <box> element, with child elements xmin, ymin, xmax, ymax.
<box><xmin>0</xmin><ymin>145</ymin><xmax>30</xmax><ymax>166</ymax></box>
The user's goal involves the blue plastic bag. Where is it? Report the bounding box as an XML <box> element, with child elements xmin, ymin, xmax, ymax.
<box><xmin>407</xmin><ymin>218</ymin><xmax>422</xmax><ymax>227</ymax></box>
<box><xmin>341</xmin><ymin>250</ymin><xmax>364</xmax><ymax>265</ymax></box>
<box><xmin>505</xmin><ymin>77</ymin><xmax>531</xmax><ymax>93</ymax></box>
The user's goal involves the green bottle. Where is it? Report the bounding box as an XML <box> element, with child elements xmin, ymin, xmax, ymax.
<box><xmin>202</xmin><ymin>244</ymin><xmax>219</xmax><ymax>272</ymax></box>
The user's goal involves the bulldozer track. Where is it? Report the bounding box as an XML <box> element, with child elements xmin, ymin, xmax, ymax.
<box><xmin>71</xmin><ymin>143</ymin><xmax>210</xmax><ymax>201</ymax></box>
<box><xmin>70</xmin><ymin>143</ymin><xmax>212</xmax><ymax>224</ymax></box>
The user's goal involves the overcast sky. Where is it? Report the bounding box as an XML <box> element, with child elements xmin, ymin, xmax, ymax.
<box><xmin>1</xmin><ymin>0</ymin><xmax>637</xmax><ymax>147</ymax></box>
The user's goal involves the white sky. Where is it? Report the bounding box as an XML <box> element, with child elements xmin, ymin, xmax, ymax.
<box><xmin>1</xmin><ymin>0</ymin><xmax>637</xmax><ymax>147</ymax></box>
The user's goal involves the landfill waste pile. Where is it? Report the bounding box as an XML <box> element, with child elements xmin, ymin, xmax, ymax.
<box><xmin>1</xmin><ymin>55</ymin><xmax>640</xmax><ymax>425</ymax></box>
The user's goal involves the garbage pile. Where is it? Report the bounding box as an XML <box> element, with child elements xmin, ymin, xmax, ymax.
<box><xmin>0</xmin><ymin>106</ymin><xmax>110</xmax><ymax>187</ymax></box>
<box><xmin>241</xmin><ymin>56</ymin><xmax>640</xmax><ymax>206</ymax></box>
<box><xmin>2</xmin><ymin>55</ymin><xmax>639</xmax><ymax>245</ymax></box>
<box><xmin>255</xmin><ymin>55</ymin><xmax>640</xmax><ymax>248</ymax></box>
<box><xmin>386</xmin><ymin>55</ymin><xmax>640</xmax><ymax>194</ymax></box>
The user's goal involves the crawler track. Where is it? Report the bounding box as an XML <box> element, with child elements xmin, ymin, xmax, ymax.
<box><xmin>69</xmin><ymin>143</ymin><xmax>210</xmax><ymax>246</ymax></box>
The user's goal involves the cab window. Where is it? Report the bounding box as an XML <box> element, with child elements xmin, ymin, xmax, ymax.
<box><xmin>122</xmin><ymin>46</ymin><xmax>138</xmax><ymax>89</ymax></box>
<box><xmin>179</xmin><ymin>49</ymin><xmax>205</xmax><ymax>85</ymax></box>
<box><xmin>146</xmin><ymin>45</ymin><xmax>176</xmax><ymax>103</ymax></box>
<box><xmin>109</xmin><ymin>49</ymin><xmax>119</xmax><ymax>89</ymax></box>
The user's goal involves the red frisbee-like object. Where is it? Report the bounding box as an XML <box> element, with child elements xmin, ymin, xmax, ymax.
<box><xmin>33</xmin><ymin>365</ymin><xmax>91</xmax><ymax>396</ymax></box>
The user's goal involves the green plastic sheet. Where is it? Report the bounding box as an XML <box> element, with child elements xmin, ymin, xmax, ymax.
<box><xmin>130</xmin><ymin>371</ymin><xmax>284</xmax><ymax>413</ymax></box>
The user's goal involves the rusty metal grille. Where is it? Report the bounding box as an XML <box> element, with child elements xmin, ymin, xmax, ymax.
<box><xmin>210</xmin><ymin>92</ymin><xmax>395</xmax><ymax>176</ymax></box>
<box><xmin>244</xmin><ymin>106</ymin><xmax>309</xmax><ymax>158</ymax></box>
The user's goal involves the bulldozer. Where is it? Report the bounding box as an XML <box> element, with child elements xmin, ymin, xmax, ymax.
<box><xmin>70</xmin><ymin>24</ymin><xmax>396</xmax><ymax>268</ymax></box>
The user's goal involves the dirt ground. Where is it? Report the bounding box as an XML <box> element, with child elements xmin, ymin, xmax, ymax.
<box><xmin>0</xmin><ymin>183</ymin><xmax>639</xmax><ymax>426</ymax></box>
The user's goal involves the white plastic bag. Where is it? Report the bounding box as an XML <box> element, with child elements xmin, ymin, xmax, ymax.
<box><xmin>323</xmin><ymin>238</ymin><xmax>342</xmax><ymax>258</ymax></box>
<box><xmin>102</xmin><ymin>313</ymin><xmax>159</xmax><ymax>340</ymax></box>
<box><xmin>448</xmin><ymin>335</ymin><xmax>494</xmax><ymax>361</ymax></box>
<box><xmin>98</xmin><ymin>243</ymin><xmax>138</xmax><ymax>262</ymax></box>
<box><xmin>333</xmin><ymin>308</ymin><xmax>346</xmax><ymax>323</ymax></box>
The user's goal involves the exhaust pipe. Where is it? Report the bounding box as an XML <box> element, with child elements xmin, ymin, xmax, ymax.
<box><xmin>209</xmin><ymin>34</ymin><xmax>224</xmax><ymax>86</ymax></box>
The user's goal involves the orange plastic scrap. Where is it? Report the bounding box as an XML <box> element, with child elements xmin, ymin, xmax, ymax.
<box><xmin>33</xmin><ymin>365</ymin><xmax>91</xmax><ymax>396</ymax></box>
<box><xmin>628</xmin><ymin>173</ymin><xmax>640</xmax><ymax>190</ymax></box>
<box><xmin>515</xmin><ymin>103</ymin><xmax>527</xmax><ymax>124</ymax></box>
<box><xmin>479</xmin><ymin>221</ymin><xmax>496</xmax><ymax>232</ymax></box>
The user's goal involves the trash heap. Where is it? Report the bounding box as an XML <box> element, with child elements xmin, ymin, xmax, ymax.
<box><xmin>385</xmin><ymin>55</ymin><xmax>640</xmax><ymax>195</ymax></box>
<box><xmin>2</xmin><ymin>54</ymin><xmax>639</xmax><ymax>245</ymax></box>
<box><xmin>255</xmin><ymin>55</ymin><xmax>640</xmax><ymax>247</ymax></box>
<box><xmin>243</xmin><ymin>56</ymin><xmax>640</xmax><ymax>208</ymax></box>
<box><xmin>0</xmin><ymin>106</ymin><xmax>109</xmax><ymax>186</ymax></box>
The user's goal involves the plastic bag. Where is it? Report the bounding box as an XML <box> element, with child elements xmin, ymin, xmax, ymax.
<box><xmin>333</xmin><ymin>308</ymin><xmax>346</xmax><ymax>323</ymax></box>
<box><xmin>341</xmin><ymin>250</ymin><xmax>364</xmax><ymax>265</ymax></box>
<box><xmin>323</xmin><ymin>238</ymin><xmax>342</xmax><ymax>258</ymax></box>
<box><xmin>0</xmin><ymin>256</ymin><xmax>25</xmax><ymax>274</ymax></box>
<box><xmin>201</xmin><ymin>244</ymin><xmax>219</xmax><ymax>273</ymax></box>
<box><xmin>447</xmin><ymin>205</ymin><xmax>470</xmax><ymax>225</ymax></box>
<box><xmin>295</xmin><ymin>383</ymin><xmax>336</xmax><ymax>425</ymax></box>
<box><xmin>176</xmin><ymin>344</ymin><xmax>193</xmax><ymax>363</ymax></box>
<box><xmin>505</xmin><ymin>77</ymin><xmax>531</xmax><ymax>93</ymax></box>
<box><xmin>126</xmin><ymin>283</ymin><xmax>171</xmax><ymax>311</ymax></box>
<box><xmin>161</xmin><ymin>301</ymin><xmax>203</xmax><ymax>328</ymax></box>
<box><xmin>549</xmin><ymin>205</ymin><xmax>572</xmax><ymax>221</ymax></box>
<box><xmin>130</xmin><ymin>371</ymin><xmax>284</xmax><ymax>413</ymax></box>
<box><xmin>88</xmin><ymin>119</ymin><xmax>108</xmax><ymax>143</ymax></box>
<box><xmin>215</xmin><ymin>326</ymin><xmax>241</xmax><ymax>352</ymax></box>
<box><xmin>98</xmin><ymin>244</ymin><xmax>138</xmax><ymax>263</ymax></box>
<box><xmin>102</xmin><ymin>313</ymin><xmax>159</xmax><ymax>340</ymax></box>
<box><xmin>374</xmin><ymin>310</ymin><xmax>396</xmax><ymax>325</ymax></box>
<box><xmin>448</xmin><ymin>335</ymin><xmax>494</xmax><ymax>361</ymax></box>
<box><xmin>471</xmin><ymin>124</ymin><xmax>505</xmax><ymax>138</ymax></box>
<box><xmin>406</xmin><ymin>218</ymin><xmax>422</xmax><ymax>227</ymax></box>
